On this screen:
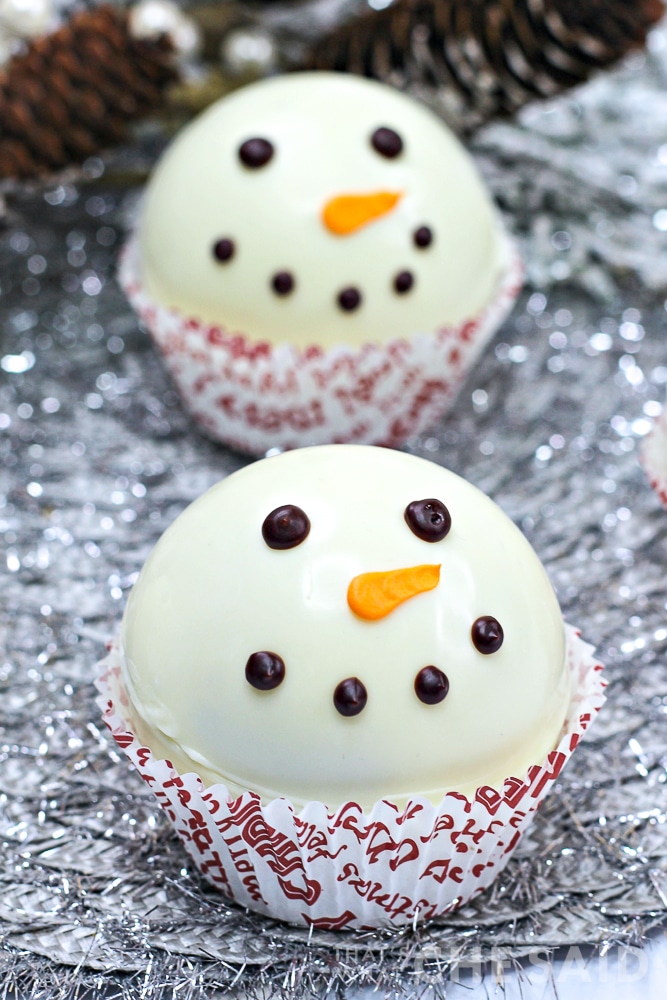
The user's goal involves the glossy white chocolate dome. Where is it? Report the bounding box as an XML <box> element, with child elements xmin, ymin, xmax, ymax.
<box><xmin>139</xmin><ymin>73</ymin><xmax>506</xmax><ymax>348</ymax></box>
<box><xmin>120</xmin><ymin>446</ymin><xmax>569</xmax><ymax>809</ymax></box>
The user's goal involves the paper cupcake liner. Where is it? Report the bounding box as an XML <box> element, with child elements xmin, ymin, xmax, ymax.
<box><xmin>95</xmin><ymin>625</ymin><xmax>604</xmax><ymax>930</ymax></box>
<box><xmin>118</xmin><ymin>234</ymin><xmax>522</xmax><ymax>455</ymax></box>
<box><xmin>641</xmin><ymin>408</ymin><xmax>667</xmax><ymax>509</ymax></box>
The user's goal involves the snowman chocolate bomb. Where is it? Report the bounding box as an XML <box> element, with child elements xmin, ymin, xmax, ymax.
<box><xmin>121</xmin><ymin>73</ymin><xmax>520</xmax><ymax>454</ymax></box>
<box><xmin>120</xmin><ymin>446</ymin><xmax>569</xmax><ymax>810</ymax></box>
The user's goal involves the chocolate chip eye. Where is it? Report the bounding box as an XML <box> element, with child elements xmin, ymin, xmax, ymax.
<box><xmin>414</xmin><ymin>665</ymin><xmax>449</xmax><ymax>705</ymax></box>
<box><xmin>212</xmin><ymin>238</ymin><xmax>235</xmax><ymax>263</ymax></box>
<box><xmin>262</xmin><ymin>504</ymin><xmax>310</xmax><ymax>549</ymax></box>
<box><xmin>239</xmin><ymin>137</ymin><xmax>274</xmax><ymax>168</ymax></box>
<box><xmin>246</xmin><ymin>651</ymin><xmax>285</xmax><ymax>690</ymax></box>
<box><xmin>272</xmin><ymin>271</ymin><xmax>295</xmax><ymax>296</ymax></box>
<box><xmin>371</xmin><ymin>126</ymin><xmax>403</xmax><ymax>159</ymax></box>
<box><xmin>404</xmin><ymin>499</ymin><xmax>451</xmax><ymax>542</ymax></box>
<box><xmin>413</xmin><ymin>226</ymin><xmax>433</xmax><ymax>249</ymax></box>
<box><xmin>394</xmin><ymin>270</ymin><xmax>414</xmax><ymax>294</ymax></box>
<box><xmin>333</xmin><ymin>677</ymin><xmax>367</xmax><ymax>717</ymax></box>
<box><xmin>338</xmin><ymin>286</ymin><xmax>362</xmax><ymax>312</ymax></box>
<box><xmin>471</xmin><ymin>616</ymin><xmax>504</xmax><ymax>654</ymax></box>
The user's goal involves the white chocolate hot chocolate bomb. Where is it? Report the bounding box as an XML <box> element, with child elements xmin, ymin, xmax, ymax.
<box><xmin>642</xmin><ymin>400</ymin><xmax>667</xmax><ymax>510</ymax></box>
<box><xmin>121</xmin><ymin>446</ymin><xmax>569</xmax><ymax>810</ymax></box>
<box><xmin>139</xmin><ymin>73</ymin><xmax>505</xmax><ymax>348</ymax></box>
<box><xmin>121</xmin><ymin>73</ymin><xmax>520</xmax><ymax>454</ymax></box>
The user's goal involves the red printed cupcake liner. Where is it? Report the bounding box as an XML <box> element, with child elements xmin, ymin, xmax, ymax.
<box><xmin>118</xmin><ymin>234</ymin><xmax>522</xmax><ymax>455</ymax></box>
<box><xmin>642</xmin><ymin>407</ymin><xmax>667</xmax><ymax>509</ymax></box>
<box><xmin>96</xmin><ymin>624</ymin><xmax>604</xmax><ymax>930</ymax></box>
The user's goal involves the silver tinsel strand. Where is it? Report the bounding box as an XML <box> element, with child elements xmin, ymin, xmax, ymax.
<box><xmin>2</xmin><ymin>16</ymin><xmax>667</xmax><ymax>1000</ymax></box>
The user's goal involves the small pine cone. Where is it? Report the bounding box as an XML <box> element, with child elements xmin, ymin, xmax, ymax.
<box><xmin>307</xmin><ymin>0</ymin><xmax>664</xmax><ymax>131</ymax></box>
<box><xmin>0</xmin><ymin>4</ymin><xmax>179</xmax><ymax>180</ymax></box>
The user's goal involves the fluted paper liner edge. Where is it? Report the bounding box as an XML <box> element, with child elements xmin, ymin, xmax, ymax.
<box><xmin>118</xmin><ymin>233</ymin><xmax>522</xmax><ymax>456</ymax></box>
<box><xmin>95</xmin><ymin>624</ymin><xmax>604</xmax><ymax>930</ymax></box>
<box><xmin>641</xmin><ymin>409</ymin><xmax>667</xmax><ymax>509</ymax></box>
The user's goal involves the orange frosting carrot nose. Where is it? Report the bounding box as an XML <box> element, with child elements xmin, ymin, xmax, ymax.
<box><xmin>322</xmin><ymin>190</ymin><xmax>402</xmax><ymax>236</ymax></box>
<box><xmin>347</xmin><ymin>564</ymin><xmax>441</xmax><ymax>621</ymax></box>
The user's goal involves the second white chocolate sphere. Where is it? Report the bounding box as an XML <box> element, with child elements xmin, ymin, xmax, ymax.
<box><xmin>139</xmin><ymin>73</ymin><xmax>506</xmax><ymax>348</ymax></box>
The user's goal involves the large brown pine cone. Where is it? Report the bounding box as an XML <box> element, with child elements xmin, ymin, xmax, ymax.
<box><xmin>0</xmin><ymin>4</ymin><xmax>179</xmax><ymax>180</ymax></box>
<box><xmin>307</xmin><ymin>0</ymin><xmax>664</xmax><ymax>130</ymax></box>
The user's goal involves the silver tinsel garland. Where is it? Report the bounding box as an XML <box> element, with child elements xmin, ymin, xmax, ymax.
<box><xmin>2</xmin><ymin>18</ymin><xmax>667</xmax><ymax>1000</ymax></box>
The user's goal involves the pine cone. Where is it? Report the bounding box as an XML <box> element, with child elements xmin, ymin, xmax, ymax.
<box><xmin>306</xmin><ymin>0</ymin><xmax>664</xmax><ymax>131</ymax></box>
<box><xmin>0</xmin><ymin>5</ymin><xmax>179</xmax><ymax>180</ymax></box>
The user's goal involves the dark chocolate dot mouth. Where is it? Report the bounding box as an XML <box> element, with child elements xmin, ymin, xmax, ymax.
<box><xmin>471</xmin><ymin>616</ymin><xmax>504</xmax><ymax>654</ymax></box>
<box><xmin>272</xmin><ymin>271</ymin><xmax>295</xmax><ymax>296</ymax></box>
<box><xmin>413</xmin><ymin>225</ymin><xmax>433</xmax><ymax>249</ymax></box>
<box><xmin>333</xmin><ymin>677</ymin><xmax>367</xmax><ymax>716</ymax></box>
<box><xmin>212</xmin><ymin>238</ymin><xmax>235</xmax><ymax>263</ymax></box>
<box><xmin>414</xmin><ymin>665</ymin><xmax>449</xmax><ymax>705</ymax></box>
<box><xmin>394</xmin><ymin>270</ymin><xmax>414</xmax><ymax>294</ymax></box>
<box><xmin>245</xmin><ymin>650</ymin><xmax>286</xmax><ymax>690</ymax></box>
<box><xmin>404</xmin><ymin>499</ymin><xmax>451</xmax><ymax>542</ymax></box>
<box><xmin>371</xmin><ymin>126</ymin><xmax>403</xmax><ymax>159</ymax></box>
<box><xmin>338</xmin><ymin>286</ymin><xmax>362</xmax><ymax>312</ymax></box>
<box><xmin>239</xmin><ymin>137</ymin><xmax>274</xmax><ymax>169</ymax></box>
<box><xmin>262</xmin><ymin>504</ymin><xmax>310</xmax><ymax>549</ymax></box>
